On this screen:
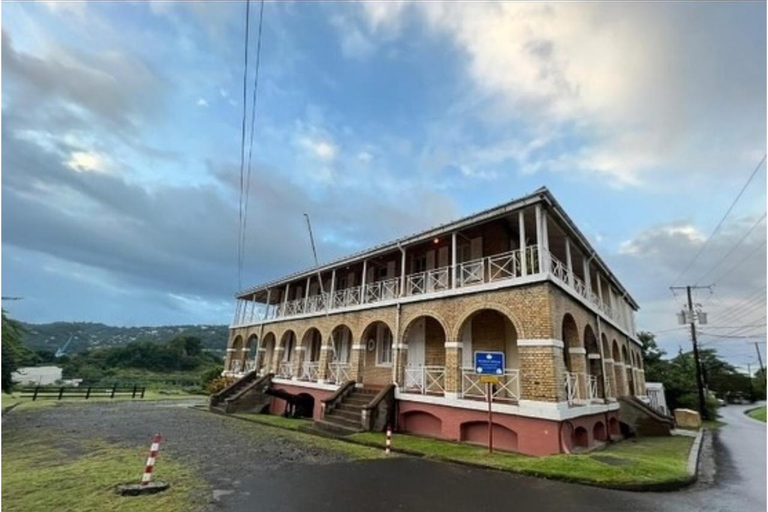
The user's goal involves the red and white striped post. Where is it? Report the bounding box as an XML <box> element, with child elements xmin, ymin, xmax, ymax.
<box><xmin>141</xmin><ymin>434</ymin><xmax>162</xmax><ymax>486</ymax></box>
<box><xmin>385</xmin><ymin>426</ymin><xmax>392</xmax><ymax>455</ymax></box>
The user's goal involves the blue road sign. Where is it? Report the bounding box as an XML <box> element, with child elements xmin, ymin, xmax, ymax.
<box><xmin>474</xmin><ymin>351</ymin><xmax>505</xmax><ymax>375</ymax></box>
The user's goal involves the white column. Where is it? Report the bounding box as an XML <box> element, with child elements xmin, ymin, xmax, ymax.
<box><xmin>233</xmin><ymin>300</ymin><xmax>241</xmax><ymax>325</ymax></box>
<box><xmin>519</xmin><ymin>210</ymin><xmax>527</xmax><ymax>276</ymax></box>
<box><xmin>451</xmin><ymin>232</ymin><xmax>457</xmax><ymax>288</ymax></box>
<box><xmin>535</xmin><ymin>204</ymin><xmax>543</xmax><ymax>273</ymax></box>
<box><xmin>282</xmin><ymin>283</ymin><xmax>289</xmax><ymax>316</ymax></box>
<box><xmin>541</xmin><ymin>208</ymin><xmax>550</xmax><ymax>273</ymax></box>
<box><xmin>361</xmin><ymin>260</ymin><xmax>368</xmax><ymax>303</ymax></box>
<box><xmin>330</xmin><ymin>269</ymin><xmax>336</xmax><ymax>308</ymax></box>
<box><xmin>596</xmin><ymin>273</ymin><xmax>603</xmax><ymax>304</ymax></box>
<box><xmin>565</xmin><ymin>238</ymin><xmax>573</xmax><ymax>285</ymax></box>
<box><xmin>304</xmin><ymin>276</ymin><xmax>311</xmax><ymax>311</ymax></box>
<box><xmin>583</xmin><ymin>260</ymin><xmax>591</xmax><ymax>295</ymax></box>
<box><xmin>400</xmin><ymin>247</ymin><xmax>407</xmax><ymax>296</ymax></box>
<box><xmin>263</xmin><ymin>289</ymin><xmax>272</xmax><ymax>320</ymax></box>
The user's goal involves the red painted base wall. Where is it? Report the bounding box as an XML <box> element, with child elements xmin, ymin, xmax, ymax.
<box><xmin>398</xmin><ymin>401</ymin><xmax>620</xmax><ymax>456</ymax></box>
<box><xmin>268</xmin><ymin>383</ymin><xmax>334</xmax><ymax>420</ymax></box>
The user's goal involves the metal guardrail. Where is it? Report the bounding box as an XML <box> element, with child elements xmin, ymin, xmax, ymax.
<box><xmin>20</xmin><ymin>385</ymin><xmax>146</xmax><ymax>401</ymax></box>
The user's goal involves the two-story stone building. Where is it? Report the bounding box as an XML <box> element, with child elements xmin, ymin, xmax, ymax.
<box><xmin>221</xmin><ymin>187</ymin><xmax>646</xmax><ymax>455</ymax></box>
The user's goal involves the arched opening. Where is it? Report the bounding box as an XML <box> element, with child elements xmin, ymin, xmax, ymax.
<box><xmin>260</xmin><ymin>333</ymin><xmax>276</xmax><ymax>375</ymax></box>
<box><xmin>329</xmin><ymin>325</ymin><xmax>353</xmax><ymax>384</ymax></box>
<box><xmin>460</xmin><ymin>421</ymin><xmax>518</xmax><ymax>452</ymax></box>
<box><xmin>403</xmin><ymin>316</ymin><xmax>447</xmax><ymax>395</ymax></box>
<box><xmin>593</xmin><ymin>421</ymin><xmax>607</xmax><ymax>442</ymax></box>
<box><xmin>401</xmin><ymin>410</ymin><xmax>443</xmax><ymax>438</ymax></box>
<box><xmin>609</xmin><ymin>417</ymin><xmax>620</xmax><ymax>436</ymax></box>
<box><xmin>279</xmin><ymin>331</ymin><xmax>296</xmax><ymax>378</ymax></box>
<box><xmin>361</xmin><ymin>321</ymin><xmax>395</xmax><ymax>387</ymax></box>
<box><xmin>573</xmin><ymin>426</ymin><xmax>589</xmax><ymax>448</ymax></box>
<box><xmin>300</xmin><ymin>328</ymin><xmax>323</xmax><ymax>381</ymax></box>
<box><xmin>623</xmin><ymin>345</ymin><xmax>634</xmax><ymax>395</ymax></box>
<box><xmin>584</xmin><ymin>325</ymin><xmax>603</xmax><ymax>398</ymax></box>
<box><xmin>230</xmin><ymin>336</ymin><xmax>244</xmax><ymax>372</ymax></box>
<box><xmin>561</xmin><ymin>314</ymin><xmax>580</xmax><ymax>372</ymax></box>
<box><xmin>612</xmin><ymin>340</ymin><xmax>622</xmax><ymax>397</ymax></box>
<box><xmin>458</xmin><ymin>309</ymin><xmax>519</xmax><ymax>401</ymax></box>
<box><xmin>245</xmin><ymin>334</ymin><xmax>259</xmax><ymax>371</ymax></box>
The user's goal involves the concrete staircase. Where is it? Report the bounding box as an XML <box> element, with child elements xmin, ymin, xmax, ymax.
<box><xmin>618</xmin><ymin>395</ymin><xmax>675</xmax><ymax>436</ymax></box>
<box><xmin>210</xmin><ymin>372</ymin><xmax>273</xmax><ymax>414</ymax></box>
<box><xmin>313</xmin><ymin>387</ymin><xmax>380</xmax><ymax>435</ymax></box>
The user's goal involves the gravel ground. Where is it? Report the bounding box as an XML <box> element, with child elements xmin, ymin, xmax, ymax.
<box><xmin>2</xmin><ymin>399</ymin><xmax>367</xmax><ymax>510</ymax></box>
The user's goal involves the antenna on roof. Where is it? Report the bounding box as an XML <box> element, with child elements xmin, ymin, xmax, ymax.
<box><xmin>303</xmin><ymin>214</ymin><xmax>327</xmax><ymax>301</ymax></box>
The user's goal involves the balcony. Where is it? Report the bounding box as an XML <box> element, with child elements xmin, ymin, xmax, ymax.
<box><xmin>461</xmin><ymin>368</ymin><xmax>520</xmax><ymax>402</ymax></box>
<box><xmin>234</xmin><ymin>243</ymin><xmax>632</xmax><ymax>336</ymax></box>
<box><xmin>564</xmin><ymin>371</ymin><xmax>601</xmax><ymax>405</ymax></box>
<box><xmin>327</xmin><ymin>362</ymin><xmax>351</xmax><ymax>385</ymax></box>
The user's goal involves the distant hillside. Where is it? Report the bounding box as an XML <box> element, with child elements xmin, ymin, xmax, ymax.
<box><xmin>20</xmin><ymin>322</ymin><xmax>229</xmax><ymax>355</ymax></box>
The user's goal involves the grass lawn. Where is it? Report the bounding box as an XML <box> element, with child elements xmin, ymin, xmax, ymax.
<box><xmin>2</xmin><ymin>391</ymin><xmax>202</xmax><ymax>413</ymax></box>
<box><xmin>747</xmin><ymin>406</ymin><xmax>766</xmax><ymax>422</ymax></box>
<box><xmin>349</xmin><ymin>431</ymin><xmax>693</xmax><ymax>488</ymax></box>
<box><xmin>2</xmin><ymin>434</ymin><xmax>208</xmax><ymax>512</ymax></box>
<box><xmin>222</xmin><ymin>411</ymin><xmax>693</xmax><ymax>488</ymax></box>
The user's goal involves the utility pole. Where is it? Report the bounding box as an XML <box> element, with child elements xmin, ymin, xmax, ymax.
<box><xmin>670</xmin><ymin>284</ymin><xmax>711</xmax><ymax>419</ymax></box>
<box><xmin>747</xmin><ymin>363</ymin><xmax>754</xmax><ymax>402</ymax></box>
<box><xmin>754</xmin><ymin>342</ymin><xmax>765</xmax><ymax>389</ymax></box>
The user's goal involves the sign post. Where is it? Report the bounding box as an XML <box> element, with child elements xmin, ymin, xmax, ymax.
<box><xmin>474</xmin><ymin>351</ymin><xmax>505</xmax><ymax>454</ymax></box>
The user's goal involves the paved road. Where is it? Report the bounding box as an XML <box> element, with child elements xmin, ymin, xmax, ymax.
<box><xmin>4</xmin><ymin>401</ymin><xmax>765</xmax><ymax>512</ymax></box>
<box><xmin>226</xmin><ymin>404</ymin><xmax>767</xmax><ymax>512</ymax></box>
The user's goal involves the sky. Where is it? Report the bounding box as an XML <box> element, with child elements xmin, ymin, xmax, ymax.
<box><xmin>2</xmin><ymin>1</ymin><xmax>766</xmax><ymax>368</ymax></box>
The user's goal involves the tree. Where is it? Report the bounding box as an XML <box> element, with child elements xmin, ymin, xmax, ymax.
<box><xmin>2</xmin><ymin>310</ymin><xmax>27</xmax><ymax>393</ymax></box>
<box><xmin>638</xmin><ymin>331</ymin><xmax>668</xmax><ymax>383</ymax></box>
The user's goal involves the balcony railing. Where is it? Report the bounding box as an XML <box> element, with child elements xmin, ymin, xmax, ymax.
<box><xmin>403</xmin><ymin>365</ymin><xmax>446</xmax><ymax>395</ymax></box>
<box><xmin>301</xmin><ymin>361</ymin><xmax>319</xmax><ymax>381</ymax></box>
<box><xmin>461</xmin><ymin>368</ymin><xmax>520</xmax><ymax>401</ymax></box>
<box><xmin>233</xmin><ymin>243</ymin><xmax>631</xmax><ymax>335</ymax></box>
<box><xmin>328</xmin><ymin>362</ymin><xmax>351</xmax><ymax>384</ymax></box>
<box><xmin>564</xmin><ymin>372</ymin><xmax>600</xmax><ymax>404</ymax></box>
<box><xmin>278</xmin><ymin>361</ymin><xmax>293</xmax><ymax>379</ymax></box>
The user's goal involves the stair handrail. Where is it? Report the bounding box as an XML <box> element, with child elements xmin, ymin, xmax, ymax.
<box><xmin>210</xmin><ymin>370</ymin><xmax>257</xmax><ymax>407</ymax></box>
<box><xmin>362</xmin><ymin>384</ymin><xmax>397</xmax><ymax>431</ymax></box>
<box><xmin>320</xmin><ymin>380</ymin><xmax>356</xmax><ymax>415</ymax></box>
<box><xmin>226</xmin><ymin>373</ymin><xmax>274</xmax><ymax>403</ymax></box>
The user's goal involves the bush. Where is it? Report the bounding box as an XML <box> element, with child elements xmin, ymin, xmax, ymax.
<box><xmin>201</xmin><ymin>366</ymin><xmax>224</xmax><ymax>389</ymax></box>
<box><xmin>676</xmin><ymin>392</ymin><xmax>719</xmax><ymax>420</ymax></box>
<box><xmin>206</xmin><ymin>376</ymin><xmax>236</xmax><ymax>395</ymax></box>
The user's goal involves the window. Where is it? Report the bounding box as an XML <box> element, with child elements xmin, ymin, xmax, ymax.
<box><xmin>458</xmin><ymin>244</ymin><xmax>471</xmax><ymax>263</ymax></box>
<box><xmin>376</xmin><ymin>325</ymin><xmax>393</xmax><ymax>366</ymax></box>
<box><xmin>413</xmin><ymin>255</ymin><xmax>427</xmax><ymax>273</ymax></box>
<box><xmin>376</xmin><ymin>266</ymin><xmax>388</xmax><ymax>280</ymax></box>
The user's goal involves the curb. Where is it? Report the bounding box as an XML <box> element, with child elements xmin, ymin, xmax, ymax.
<box><xmin>193</xmin><ymin>406</ymin><xmax>698</xmax><ymax>493</ymax></box>
<box><xmin>743</xmin><ymin>406</ymin><xmax>766</xmax><ymax>425</ymax></box>
<box><xmin>686</xmin><ymin>428</ymin><xmax>704</xmax><ymax>478</ymax></box>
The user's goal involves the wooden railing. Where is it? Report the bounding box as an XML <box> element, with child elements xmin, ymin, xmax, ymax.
<box><xmin>20</xmin><ymin>385</ymin><xmax>146</xmax><ymax>401</ymax></box>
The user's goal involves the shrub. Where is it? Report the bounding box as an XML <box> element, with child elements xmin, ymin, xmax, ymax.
<box><xmin>206</xmin><ymin>376</ymin><xmax>236</xmax><ymax>395</ymax></box>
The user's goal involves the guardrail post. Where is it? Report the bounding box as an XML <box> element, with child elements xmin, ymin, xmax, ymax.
<box><xmin>86</xmin><ymin>386</ymin><xmax>92</xmax><ymax>400</ymax></box>
<box><xmin>141</xmin><ymin>387</ymin><xmax>146</xmax><ymax>398</ymax></box>
<box><xmin>58</xmin><ymin>387</ymin><xmax>65</xmax><ymax>400</ymax></box>
<box><xmin>111</xmin><ymin>384</ymin><xmax>117</xmax><ymax>399</ymax></box>
<box><xmin>132</xmin><ymin>385</ymin><xmax>137</xmax><ymax>398</ymax></box>
<box><xmin>33</xmin><ymin>386</ymin><xmax>40</xmax><ymax>401</ymax></box>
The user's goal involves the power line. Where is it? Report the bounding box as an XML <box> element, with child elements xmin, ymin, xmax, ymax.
<box><xmin>706</xmin><ymin>285</ymin><xmax>767</xmax><ymax>327</ymax></box>
<box><xmin>240</xmin><ymin>0</ymin><xmax>266</xmax><ymax>286</ymax></box>
<box><xmin>671</xmin><ymin>154</ymin><xmax>766</xmax><ymax>286</ymax></box>
<box><xmin>711</xmin><ymin>238</ymin><xmax>767</xmax><ymax>285</ymax></box>
<box><xmin>237</xmin><ymin>0</ymin><xmax>253</xmax><ymax>290</ymax></box>
<box><xmin>696</xmin><ymin>213</ymin><xmax>767</xmax><ymax>285</ymax></box>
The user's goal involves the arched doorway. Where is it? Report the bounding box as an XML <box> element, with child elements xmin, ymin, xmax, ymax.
<box><xmin>561</xmin><ymin>314</ymin><xmax>580</xmax><ymax>401</ymax></box>
<box><xmin>361</xmin><ymin>321</ymin><xmax>395</xmax><ymax>387</ymax></box>
<box><xmin>245</xmin><ymin>334</ymin><xmax>259</xmax><ymax>372</ymax></box>
<box><xmin>300</xmin><ymin>328</ymin><xmax>322</xmax><ymax>381</ymax></box>
<box><xmin>279</xmin><ymin>331</ymin><xmax>296</xmax><ymax>378</ymax></box>
<box><xmin>458</xmin><ymin>309</ymin><xmax>519</xmax><ymax>401</ymax></box>
<box><xmin>584</xmin><ymin>325</ymin><xmax>602</xmax><ymax>399</ymax></box>
<box><xmin>403</xmin><ymin>316</ymin><xmax>447</xmax><ymax>395</ymax></box>
<box><xmin>260</xmin><ymin>332</ymin><xmax>276</xmax><ymax>375</ymax></box>
<box><xmin>612</xmin><ymin>340</ymin><xmax>623</xmax><ymax>397</ymax></box>
<box><xmin>230</xmin><ymin>336</ymin><xmax>244</xmax><ymax>372</ymax></box>
<box><xmin>329</xmin><ymin>325</ymin><xmax>353</xmax><ymax>384</ymax></box>
<box><xmin>623</xmin><ymin>345</ymin><xmax>634</xmax><ymax>395</ymax></box>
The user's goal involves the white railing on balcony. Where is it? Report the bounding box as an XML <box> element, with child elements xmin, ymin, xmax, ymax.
<box><xmin>305</xmin><ymin>293</ymin><xmax>330</xmax><ymax>314</ymax></box>
<box><xmin>244</xmin><ymin>360</ymin><xmax>256</xmax><ymax>373</ymax></box>
<box><xmin>278</xmin><ymin>361</ymin><xmax>293</xmax><ymax>379</ymax></box>
<box><xmin>366</xmin><ymin>277</ymin><xmax>400</xmax><ymax>303</ymax></box>
<box><xmin>407</xmin><ymin>266</ymin><xmax>450</xmax><ymax>296</ymax></box>
<box><xmin>333</xmin><ymin>286</ymin><xmax>362</xmax><ymax>309</ymax></box>
<box><xmin>564</xmin><ymin>372</ymin><xmax>600</xmax><ymax>404</ymax></box>
<box><xmin>328</xmin><ymin>362</ymin><xmax>351</xmax><ymax>384</ymax></box>
<box><xmin>461</xmin><ymin>368</ymin><xmax>520</xmax><ymax>401</ymax></box>
<box><xmin>403</xmin><ymin>365</ymin><xmax>446</xmax><ymax>395</ymax></box>
<box><xmin>230</xmin><ymin>359</ymin><xmax>243</xmax><ymax>374</ymax></box>
<box><xmin>457</xmin><ymin>246</ymin><xmax>540</xmax><ymax>289</ymax></box>
<box><xmin>301</xmin><ymin>361</ymin><xmax>319</xmax><ymax>381</ymax></box>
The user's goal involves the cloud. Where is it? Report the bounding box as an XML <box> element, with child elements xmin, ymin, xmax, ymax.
<box><xmin>331</xmin><ymin>14</ymin><xmax>376</xmax><ymax>61</ymax></box>
<box><xmin>349</xmin><ymin>2</ymin><xmax>765</xmax><ymax>188</ymax></box>
<box><xmin>65</xmin><ymin>150</ymin><xmax>111</xmax><ymax>174</ymax></box>
<box><xmin>196</xmin><ymin>98</ymin><xmax>209</xmax><ymax>107</ymax></box>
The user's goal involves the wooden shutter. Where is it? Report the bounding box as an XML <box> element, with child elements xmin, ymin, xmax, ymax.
<box><xmin>426</xmin><ymin>250</ymin><xmax>435</xmax><ymax>270</ymax></box>
<box><xmin>470</xmin><ymin>237</ymin><xmax>483</xmax><ymax>260</ymax></box>
<box><xmin>438</xmin><ymin>246</ymin><xmax>449</xmax><ymax>267</ymax></box>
